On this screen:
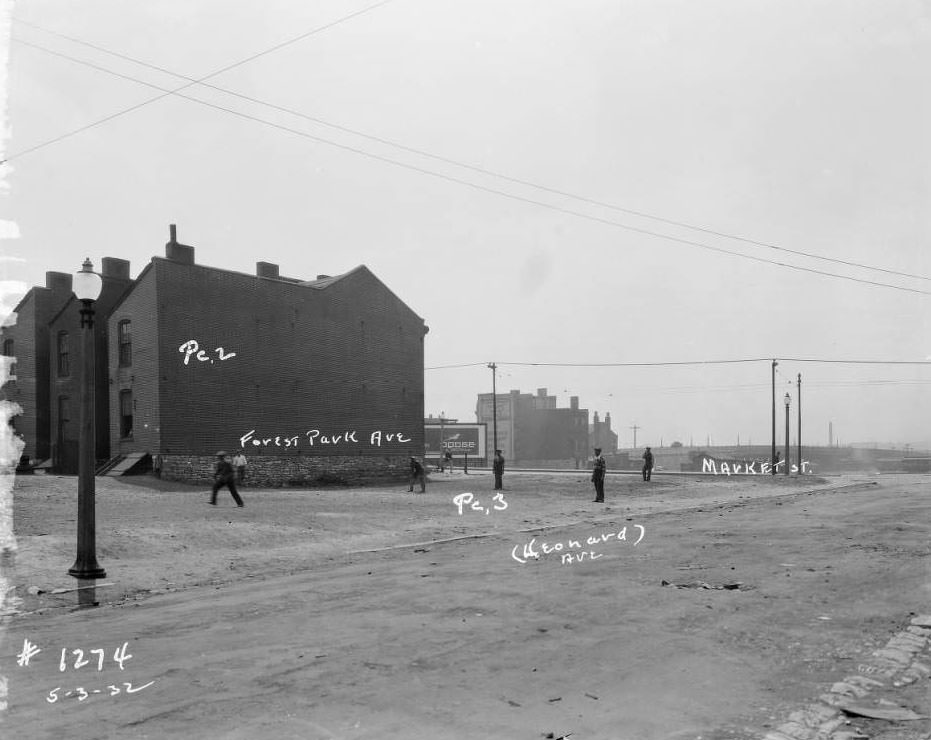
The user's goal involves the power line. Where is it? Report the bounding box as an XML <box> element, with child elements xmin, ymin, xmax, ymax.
<box><xmin>11</xmin><ymin>17</ymin><xmax>931</xmax><ymax>285</ymax></box>
<box><xmin>10</xmin><ymin>38</ymin><xmax>931</xmax><ymax>297</ymax></box>
<box><xmin>427</xmin><ymin>358</ymin><xmax>931</xmax><ymax>369</ymax></box>
<box><xmin>425</xmin><ymin>362</ymin><xmax>489</xmax><ymax>370</ymax></box>
<box><xmin>1</xmin><ymin>0</ymin><xmax>395</xmax><ymax>163</ymax></box>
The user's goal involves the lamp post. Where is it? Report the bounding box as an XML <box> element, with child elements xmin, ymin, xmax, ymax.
<box><xmin>68</xmin><ymin>258</ymin><xmax>106</xmax><ymax>579</ymax></box>
<box><xmin>783</xmin><ymin>392</ymin><xmax>791</xmax><ymax>477</ymax></box>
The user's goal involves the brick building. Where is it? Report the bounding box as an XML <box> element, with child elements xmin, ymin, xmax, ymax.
<box><xmin>48</xmin><ymin>259</ymin><xmax>134</xmax><ymax>473</ymax></box>
<box><xmin>2</xmin><ymin>271</ymin><xmax>78</xmax><ymax>464</ymax></box>
<box><xmin>3</xmin><ymin>227</ymin><xmax>428</xmax><ymax>485</ymax></box>
<box><xmin>589</xmin><ymin>411</ymin><xmax>618</xmax><ymax>455</ymax></box>
<box><xmin>475</xmin><ymin>387</ymin><xmax>589</xmax><ymax>467</ymax></box>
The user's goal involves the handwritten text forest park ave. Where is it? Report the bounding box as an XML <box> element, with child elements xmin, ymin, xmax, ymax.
<box><xmin>511</xmin><ymin>524</ymin><xmax>646</xmax><ymax>566</ymax></box>
<box><xmin>239</xmin><ymin>429</ymin><xmax>412</xmax><ymax>449</ymax></box>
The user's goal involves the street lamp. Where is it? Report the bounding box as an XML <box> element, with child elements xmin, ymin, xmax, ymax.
<box><xmin>783</xmin><ymin>392</ymin><xmax>791</xmax><ymax>477</ymax></box>
<box><xmin>68</xmin><ymin>258</ymin><xmax>106</xmax><ymax>579</ymax></box>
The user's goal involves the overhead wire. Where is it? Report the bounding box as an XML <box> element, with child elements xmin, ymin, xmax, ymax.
<box><xmin>10</xmin><ymin>37</ymin><xmax>931</xmax><ymax>297</ymax></box>
<box><xmin>10</xmin><ymin>17</ymin><xmax>931</xmax><ymax>285</ymax></box>
<box><xmin>2</xmin><ymin>0</ymin><xmax>395</xmax><ymax>163</ymax></box>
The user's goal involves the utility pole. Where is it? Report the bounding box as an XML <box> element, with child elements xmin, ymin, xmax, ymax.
<box><xmin>784</xmin><ymin>393</ymin><xmax>791</xmax><ymax>476</ymax></box>
<box><xmin>439</xmin><ymin>411</ymin><xmax>445</xmax><ymax>471</ymax></box>
<box><xmin>487</xmin><ymin>363</ymin><xmax>498</xmax><ymax>464</ymax></box>
<box><xmin>630</xmin><ymin>424</ymin><xmax>640</xmax><ymax>449</ymax></box>
<box><xmin>771</xmin><ymin>359</ymin><xmax>778</xmax><ymax>475</ymax></box>
<box><xmin>797</xmin><ymin>373</ymin><xmax>802</xmax><ymax>474</ymax></box>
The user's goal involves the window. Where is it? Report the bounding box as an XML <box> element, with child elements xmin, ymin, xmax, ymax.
<box><xmin>118</xmin><ymin>320</ymin><xmax>132</xmax><ymax>366</ymax></box>
<box><xmin>119</xmin><ymin>390</ymin><xmax>133</xmax><ymax>439</ymax></box>
<box><xmin>57</xmin><ymin>331</ymin><xmax>70</xmax><ymax>377</ymax></box>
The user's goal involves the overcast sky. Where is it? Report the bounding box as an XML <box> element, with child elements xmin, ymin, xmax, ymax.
<box><xmin>1</xmin><ymin>0</ymin><xmax>928</xmax><ymax>449</ymax></box>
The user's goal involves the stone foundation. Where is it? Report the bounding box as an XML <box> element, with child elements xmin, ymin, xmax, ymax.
<box><xmin>160</xmin><ymin>454</ymin><xmax>411</xmax><ymax>487</ymax></box>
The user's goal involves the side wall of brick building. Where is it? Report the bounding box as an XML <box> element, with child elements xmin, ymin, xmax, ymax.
<box><xmin>109</xmin><ymin>263</ymin><xmax>161</xmax><ymax>457</ymax></box>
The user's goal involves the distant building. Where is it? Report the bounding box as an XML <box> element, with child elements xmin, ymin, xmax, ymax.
<box><xmin>589</xmin><ymin>411</ymin><xmax>618</xmax><ymax>455</ymax></box>
<box><xmin>2</xmin><ymin>270</ymin><xmax>88</xmax><ymax>464</ymax></box>
<box><xmin>2</xmin><ymin>226</ymin><xmax>428</xmax><ymax>485</ymax></box>
<box><xmin>475</xmin><ymin>387</ymin><xmax>588</xmax><ymax>466</ymax></box>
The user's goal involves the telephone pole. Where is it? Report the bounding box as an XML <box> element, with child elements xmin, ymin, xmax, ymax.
<box><xmin>797</xmin><ymin>373</ymin><xmax>802</xmax><ymax>474</ymax></box>
<box><xmin>771</xmin><ymin>359</ymin><xmax>778</xmax><ymax>475</ymax></box>
<box><xmin>487</xmin><ymin>362</ymin><xmax>498</xmax><ymax>463</ymax></box>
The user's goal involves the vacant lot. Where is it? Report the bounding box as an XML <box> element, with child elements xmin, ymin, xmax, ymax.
<box><xmin>2</xmin><ymin>471</ymin><xmax>929</xmax><ymax>739</ymax></box>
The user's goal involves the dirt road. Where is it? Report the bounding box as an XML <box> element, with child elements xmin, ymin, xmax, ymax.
<box><xmin>1</xmin><ymin>472</ymin><xmax>929</xmax><ymax>739</ymax></box>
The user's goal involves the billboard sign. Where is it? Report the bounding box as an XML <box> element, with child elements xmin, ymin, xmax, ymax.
<box><xmin>424</xmin><ymin>423</ymin><xmax>486</xmax><ymax>459</ymax></box>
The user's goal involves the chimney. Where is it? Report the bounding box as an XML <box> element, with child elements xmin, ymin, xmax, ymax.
<box><xmin>46</xmin><ymin>271</ymin><xmax>73</xmax><ymax>294</ymax></box>
<box><xmin>570</xmin><ymin>396</ymin><xmax>579</xmax><ymax>410</ymax></box>
<box><xmin>165</xmin><ymin>224</ymin><xmax>194</xmax><ymax>265</ymax></box>
<box><xmin>594</xmin><ymin>411</ymin><xmax>600</xmax><ymax>423</ymax></box>
<box><xmin>605</xmin><ymin>412</ymin><xmax>611</xmax><ymax>429</ymax></box>
<box><xmin>537</xmin><ymin>388</ymin><xmax>547</xmax><ymax>398</ymax></box>
<box><xmin>102</xmin><ymin>257</ymin><xmax>131</xmax><ymax>280</ymax></box>
<box><xmin>256</xmin><ymin>262</ymin><xmax>279</xmax><ymax>279</ymax></box>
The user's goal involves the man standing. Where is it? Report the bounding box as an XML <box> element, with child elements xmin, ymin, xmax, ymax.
<box><xmin>591</xmin><ymin>447</ymin><xmax>606</xmax><ymax>502</ymax></box>
<box><xmin>444</xmin><ymin>450</ymin><xmax>454</xmax><ymax>475</ymax></box>
<box><xmin>232</xmin><ymin>451</ymin><xmax>247</xmax><ymax>484</ymax></box>
<box><xmin>409</xmin><ymin>456</ymin><xmax>426</xmax><ymax>493</ymax></box>
<box><xmin>642</xmin><ymin>446</ymin><xmax>654</xmax><ymax>482</ymax></box>
<box><xmin>211</xmin><ymin>451</ymin><xmax>244</xmax><ymax>507</ymax></box>
<box><xmin>493</xmin><ymin>449</ymin><xmax>505</xmax><ymax>490</ymax></box>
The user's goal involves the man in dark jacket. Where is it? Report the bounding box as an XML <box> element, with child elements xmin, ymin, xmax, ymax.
<box><xmin>493</xmin><ymin>449</ymin><xmax>505</xmax><ymax>490</ymax></box>
<box><xmin>211</xmin><ymin>451</ymin><xmax>244</xmax><ymax>507</ymax></box>
<box><xmin>409</xmin><ymin>456</ymin><xmax>426</xmax><ymax>493</ymax></box>
<box><xmin>642</xmin><ymin>446</ymin><xmax>654</xmax><ymax>482</ymax></box>
<box><xmin>592</xmin><ymin>447</ymin><xmax>606</xmax><ymax>502</ymax></box>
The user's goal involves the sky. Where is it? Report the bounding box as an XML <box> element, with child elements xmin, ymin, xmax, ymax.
<box><xmin>0</xmin><ymin>0</ymin><xmax>929</xmax><ymax>450</ymax></box>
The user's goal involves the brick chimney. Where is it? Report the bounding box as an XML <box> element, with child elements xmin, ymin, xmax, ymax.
<box><xmin>165</xmin><ymin>224</ymin><xmax>194</xmax><ymax>264</ymax></box>
<box><xmin>605</xmin><ymin>412</ymin><xmax>611</xmax><ymax>430</ymax></box>
<box><xmin>101</xmin><ymin>257</ymin><xmax>131</xmax><ymax>280</ymax></box>
<box><xmin>594</xmin><ymin>411</ymin><xmax>600</xmax><ymax>423</ymax></box>
<box><xmin>570</xmin><ymin>396</ymin><xmax>579</xmax><ymax>410</ymax></box>
<box><xmin>45</xmin><ymin>271</ymin><xmax>73</xmax><ymax>294</ymax></box>
<box><xmin>256</xmin><ymin>262</ymin><xmax>280</xmax><ymax>279</ymax></box>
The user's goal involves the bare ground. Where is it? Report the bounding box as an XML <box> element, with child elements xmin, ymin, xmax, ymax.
<box><xmin>1</xmin><ymin>470</ymin><xmax>929</xmax><ymax>739</ymax></box>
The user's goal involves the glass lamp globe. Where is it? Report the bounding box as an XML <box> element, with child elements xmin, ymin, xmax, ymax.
<box><xmin>74</xmin><ymin>258</ymin><xmax>103</xmax><ymax>301</ymax></box>
<box><xmin>784</xmin><ymin>392</ymin><xmax>791</xmax><ymax>407</ymax></box>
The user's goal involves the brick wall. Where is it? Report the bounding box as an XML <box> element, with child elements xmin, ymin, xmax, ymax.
<box><xmin>161</xmin><ymin>453</ymin><xmax>412</xmax><ymax>486</ymax></box>
<box><xmin>109</xmin><ymin>263</ymin><xmax>161</xmax><ymax>456</ymax></box>
<box><xmin>150</xmin><ymin>260</ymin><xmax>425</xmax><ymax>458</ymax></box>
